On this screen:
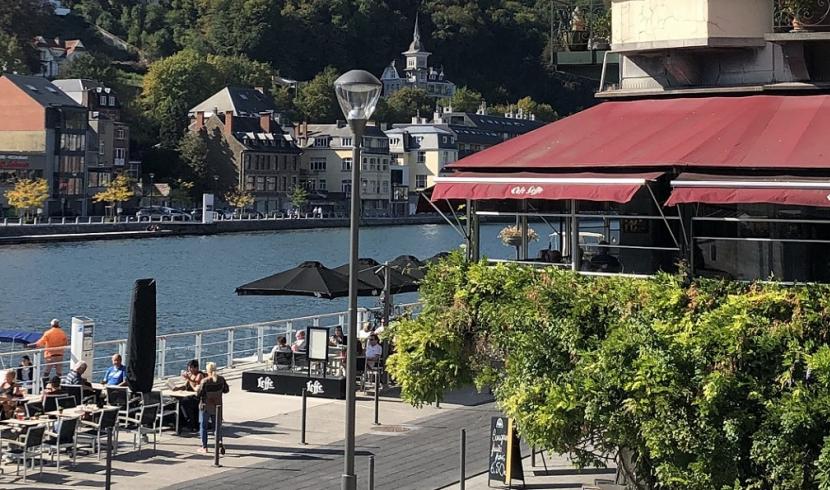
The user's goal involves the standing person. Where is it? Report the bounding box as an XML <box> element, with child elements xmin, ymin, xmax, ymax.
<box><xmin>196</xmin><ymin>362</ymin><xmax>229</xmax><ymax>454</ymax></box>
<box><xmin>102</xmin><ymin>354</ymin><xmax>127</xmax><ymax>386</ymax></box>
<box><xmin>27</xmin><ymin>319</ymin><xmax>68</xmax><ymax>377</ymax></box>
<box><xmin>177</xmin><ymin>360</ymin><xmax>205</xmax><ymax>432</ymax></box>
<box><xmin>16</xmin><ymin>356</ymin><xmax>33</xmax><ymax>389</ymax></box>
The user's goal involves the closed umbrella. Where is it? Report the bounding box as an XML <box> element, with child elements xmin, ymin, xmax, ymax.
<box><xmin>388</xmin><ymin>255</ymin><xmax>427</xmax><ymax>282</ymax></box>
<box><xmin>333</xmin><ymin>258</ymin><xmax>418</xmax><ymax>295</ymax></box>
<box><xmin>236</xmin><ymin>261</ymin><xmax>359</xmax><ymax>299</ymax></box>
<box><xmin>126</xmin><ymin>278</ymin><xmax>156</xmax><ymax>394</ymax></box>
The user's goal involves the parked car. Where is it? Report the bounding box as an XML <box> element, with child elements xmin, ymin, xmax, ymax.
<box><xmin>135</xmin><ymin>206</ymin><xmax>192</xmax><ymax>221</ymax></box>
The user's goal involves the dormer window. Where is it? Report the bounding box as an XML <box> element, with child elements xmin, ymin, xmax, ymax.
<box><xmin>313</xmin><ymin>137</ymin><xmax>330</xmax><ymax>148</ymax></box>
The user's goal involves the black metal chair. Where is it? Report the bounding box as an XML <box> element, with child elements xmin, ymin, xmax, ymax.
<box><xmin>121</xmin><ymin>404</ymin><xmax>159</xmax><ymax>454</ymax></box>
<box><xmin>273</xmin><ymin>351</ymin><xmax>293</xmax><ymax>370</ymax></box>
<box><xmin>43</xmin><ymin>395</ymin><xmax>70</xmax><ymax>413</ymax></box>
<box><xmin>77</xmin><ymin>407</ymin><xmax>119</xmax><ymax>460</ymax></box>
<box><xmin>141</xmin><ymin>391</ymin><xmax>178</xmax><ymax>439</ymax></box>
<box><xmin>6</xmin><ymin>424</ymin><xmax>46</xmax><ymax>482</ymax></box>
<box><xmin>106</xmin><ymin>386</ymin><xmax>139</xmax><ymax>425</ymax></box>
<box><xmin>24</xmin><ymin>401</ymin><xmax>43</xmax><ymax>418</ymax></box>
<box><xmin>62</xmin><ymin>384</ymin><xmax>94</xmax><ymax>406</ymax></box>
<box><xmin>44</xmin><ymin>416</ymin><xmax>79</xmax><ymax>471</ymax></box>
<box><xmin>56</xmin><ymin>396</ymin><xmax>77</xmax><ymax>409</ymax></box>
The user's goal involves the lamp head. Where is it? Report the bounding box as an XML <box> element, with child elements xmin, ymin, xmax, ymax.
<box><xmin>334</xmin><ymin>70</ymin><xmax>382</xmax><ymax>123</ymax></box>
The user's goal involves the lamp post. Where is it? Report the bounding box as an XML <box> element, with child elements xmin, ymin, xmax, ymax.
<box><xmin>149</xmin><ymin>172</ymin><xmax>155</xmax><ymax>207</ymax></box>
<box><xmin>334</xmin><ymin>69</ymin><xmax>382</xmax><ymax>490</ymax></box>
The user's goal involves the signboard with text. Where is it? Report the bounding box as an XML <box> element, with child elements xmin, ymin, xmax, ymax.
<box><xmin>488</xmin><ymin>416</ymin><xmax>524</xmax><ymax>488</ymax></box>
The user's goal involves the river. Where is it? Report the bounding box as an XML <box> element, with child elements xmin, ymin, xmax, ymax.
<box><xmin>0</xmin><ymin>223</ymin><xmax>555</xmax><ymax>340</ymax></box>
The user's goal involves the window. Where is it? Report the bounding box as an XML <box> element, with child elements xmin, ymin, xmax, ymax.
<box><xmin>342</xmin><ymin>158</ymin><xmax>352</xmax><ymax>171</ymax></box>
<box><xmin>416</xmin><ymin>174</ymin><xmax>427</xmax><ymax>189</ymax></box>
<box><xmin>341</xmin><ymin>137</ymin><xmax>352</xmax><ymax>147</ymax></box>
<box><xmin>266</xmin><ymin>177</ymin><xmax>276</xmax><ymax>191</ymax></box>
<box><xmin>310</xmin><ymin>158</ymin><xmax>326</xmax><ymax>172</ymax></box>
<box><xmin>99</xmin><ymin>143</ymin><xmax>105</xmax><ymax>156</ymax></box>
<box><xmin>307</xmin><ymin>179</ymin><xmax>316</xmax><ymax>191</ymax></box>
<box><xmin>293</xmin><ymin>156</ymin><xmax>298</xmax><ymax>171</ymax></box>
<box><xmin>99</xmin><ymin>95</ymin><xmax>107</xmax><ymax>106</ymax></box>
<box><xmin>291</xmin><ymin>176</ymin><xmax>297</xmax><ymax>187</ymax></box>
<box><xmin>341</xmin><ymin>179</ymin><xmax>352</xmax><ymax>194</ymax></box>
<box><xmin>58</xmin><ymin>155</ymin><xmax>83</xmax><ymax>173</ymax></box>
<box><xmin>115</xmin><ymin>128</ymin><xmax>125</xmax><ymax>140</ymax></box>
<box><xmin>88</xmin><ymin>170</ymin><xmax>111</xmax><ymax>188</ymax></box>
<box><xmin>60</xmin><ymin>133</ymin><xmax>84</xmax><ymax>152</ymax></box>
<box><xmin>319</xmin><ymin>179</ymin><xmax>326</xmax><ymax>191</ymax></box>
<box><xmin>281</xmin><ymin>176</ymin><xmax>287</xmax><ymax>191</ymax></box>
<box><xmin>313</xmin><ymin>137</ymin><xmax>329</xmax><ymax>148</ymax></box>
<box><xmin>56</xmin><ymin>176</ymin><xmax>83</xmax><ymax>196</ymax></box>
<box><xmin>382</xmin><ymin>180</ymin><xmax>389</xmax><ymax>193</ymax></box>
<box><xmin>108</xmin><ymin>96</ymin><xmax>116</xmax><ymax>107</ymax></box>
<box><xmin>255</xmin><ymin>176</ymin><xmax>265</xmax><ymax>191</ymax></box>
<box><xmin>245</xmin><ymin>175</ymin><xmax>255</xmax><ymax>191</ymax></box>
<box><xmin>382</xmin><ymin>159</ymin><xmax>388</xmax><ymax>171</ymax></box>
<box><xmin>442</xmin><ymin>136</ymin><xmax>448</xmax><ymax>144</ymax></box>
<box><xmin>417</xmin><ymin>151</ymin><xmax>426</xmax><ymax>164</ymax></box>
<box><xmin>114</xmin><ymin>148</ymin><xmax>126</xmax><ymax>160</ymax></box>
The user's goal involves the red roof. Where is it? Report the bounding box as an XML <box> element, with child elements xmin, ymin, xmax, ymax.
<box><xmin>450</xmin><ymin>95</ymin><xmax>830</xmax><ymax>171</ymax></box>
<box><xmin>431</xmin><ymin>172</ymin><xmax>662</xmax><ymax>203</ymax></box>
<box><xmin>666</xmin><ymin>173</ymin><xmax>830</xmax><ymax>208</ymax></box>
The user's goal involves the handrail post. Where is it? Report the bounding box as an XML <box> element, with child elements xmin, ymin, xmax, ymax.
<box><xmin>256</xmin><ymin>327</ymin><xmax>264</xmax><ymax>363</ymax></box>
<box><xmin>286</xmin><ymin>321</ymin><xmax>293</xmax><ymax>342</ymax></box>
<box><xmin>32</xmin><ymin>350</ymin><xmax>42</xmax><ymax>396</ymax></box>
<box><xmin>312</xmin><ymin>317</ymin><xmax>320</xmax><ymax>327</ymax></box>
<box><xmin>158</xmin><ymin>337</ymin><xmax>167</xmax><ymax>378</ymax></box>
<box><xmin>227</xmin><ymin>329</ymin><xmax>235</xmax><ymax>368</ymax></box>
<box><xmin>195</xmin><ymin>333</ymin><xmax>202</xmax><ymax>364</ymax></box>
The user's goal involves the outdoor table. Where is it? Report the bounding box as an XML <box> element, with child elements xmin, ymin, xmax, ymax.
<box><xmin>161</xmin><ymin>390</ymin><xmax>197</xmax><ymax>434</ymax></box>
<box><xmin>44</xmin><ymin>404</ymin><xmax>116</xmax><ymax>418</ymax></box>
<box><xmin>0</xmin><ymin>419</ymin><xmax>47</xmax><ymax>427</ymax></box>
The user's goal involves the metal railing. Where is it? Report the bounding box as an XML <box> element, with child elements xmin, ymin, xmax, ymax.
<box><xmin>0</xmin><ymin>303</ymin><xmax>421</xmax><ymax>395</ymax></box>
<box><xmin>0</xmin><ymin>211</ymin><xmax>401</xmax><ymax>226</ymax></box>
<box><xmin>773</xmin><ymin>0</ymin><xmax>830</xmax><ymax>32</ymax></box>
<box><xmin>549</xmin><ymin>0</ymin><xmax>611</xmax><ymax>54</ymax></box>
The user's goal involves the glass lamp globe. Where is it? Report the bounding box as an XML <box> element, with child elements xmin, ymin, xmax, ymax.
<box><xmin>334</xmin><ymin>70</ymin><xmax>382</xmax><ymax>122</ymax></box>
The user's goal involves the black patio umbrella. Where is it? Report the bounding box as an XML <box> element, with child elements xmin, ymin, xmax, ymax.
<box><xmin>425</xmin><ymin>251</ymin><xmax>451</xmax><ymax>265</ymax></box>
<box><xmin>235</xmin><ymin>261</ymin><xmax>354</xmax><ymax>299</ymax></box>
<box><xmin>333</xmin><ymin>258</ymin><xmax>419</xmax><ymax>295</ymax></box>
<box><xmin>388</xmin><ymin>255</ymin><xmax>427</xmax><ymax>282</ymax></box>
<box><xmin>126</xmin><ymin>278</ymin><xmax>156</xmax><ymax>394</ymax></box>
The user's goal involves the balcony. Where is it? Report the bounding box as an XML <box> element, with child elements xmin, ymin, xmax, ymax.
<box><xmin>550</xmin><ymin>0</ymin><xmax>611</xmax><ymax>57</ymax></box>
<box><xmin>773</xmin><ymin>0</ymin><xmax>830</xmax><ymax>32</ymax></box>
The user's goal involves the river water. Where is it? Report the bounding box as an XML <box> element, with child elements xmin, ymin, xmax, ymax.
<box><xmin>0</xmin><ymin>223</ymin><xmax>551</xmax><ymax>341</ymax></box>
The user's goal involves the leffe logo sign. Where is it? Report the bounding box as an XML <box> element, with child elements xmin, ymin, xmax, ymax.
<box><xmin>509</xmin><ymin>186</ymin><xmax>543</xmax><ymax>196</ymax></box>
<box><xmin>257</xmin><ymin>376</ymin><xmax>275</xmax><ymax>391</ymax></box>
<box><xmin>306</xmin><ymin>380</ymin><xmax>325</xmax><ymax>395</ymax></box>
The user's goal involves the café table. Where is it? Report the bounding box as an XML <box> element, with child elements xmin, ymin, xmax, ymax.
<box><xmin>161</xmin><ymin>391</ymin><xmax>197</xmax><ymax>434</ymax></box>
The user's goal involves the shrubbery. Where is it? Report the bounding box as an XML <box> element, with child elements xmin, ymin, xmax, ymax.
<box><xmin>387</xmin><ymin>253</ymin><xmax>830</xmax><ymax>489</ymax></box>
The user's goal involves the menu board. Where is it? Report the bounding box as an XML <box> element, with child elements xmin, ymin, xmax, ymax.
<box><xmin>488</xmin><ymin>416</ymin><xmax>524</xmax><ymax>487</ymax></box>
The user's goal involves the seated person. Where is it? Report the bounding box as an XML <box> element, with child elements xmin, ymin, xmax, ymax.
<box><xmin>589</xmin><ymin>241</ymin><xmax>622</xmax><ymax>273</ymax></box>
<box><xmin>0</xmin><ymin>370</ymin><xmax>22</xmax><ymax>420</ymax></box>
<box><xmin>62</xmin><ymin>361</ymin><xmax>92</xmax><ymax>388</ymax></box>
<box><xmin>178</xmin><ymin>359</ymin><xmax>205</xmax><ymax>432</ymax></box>
<box><xmin>181</xmin><ymin>359</ymin><xmax>206</xmax><ymax>391</ymax></box>
<box><xmin>329</xmin><ymin>326</ymin><xmax>347</xmax><ymax>346</ymax></box>
<box><xmin>357</xmin><ymin>323</ymin><xmax>373</xmax><ymax>345</ymax></box>
<box><xmin>270</xmin><ymin>336</ymin><xmax>292</xmax><ymax>356</ymax></box>
<box><xmin>365</xmin><ymin>335</ymin><xmax>383</xmax><ymax>369</ymax></box>
<box><xmin>41</xmin><ymin>375</ymin><xmax>63</xmax><ymax>401</ymax></box>
<box><xmin>102</xmin><ymin>354</ymin><xmax>127</xmax><ymax>386</ymax></box>
<box><xmin>292</xmin><ymin>331</ymin><xmax>307</xmax><ymax>353</ymax></box>
<box><xmin>16</xmin><ymin>356</ymin><xmax>33</xmax><ymax>389</ymax></box>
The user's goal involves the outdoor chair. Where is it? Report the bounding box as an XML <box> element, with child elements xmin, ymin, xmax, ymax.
<box><xmin>77</xmin><ymin>407</ymin><xmax>119</xmax><ymax>460</ymax></box>
<box><xmin>6</xmin><ymin>424</ymin><xmax>45</xmax><ymax>482</ymax></box>
<box><xmin>62</xmin><ymin>384</ymin><xmax>95</xmax><ymax>407</ymax></box>
<box><xmin>43</xmin><ymin>395</ymin><xmax>71</xmax><ymax>413</ymax></box>
<box><xmin>24</xmin><ymin>401</ymin><xmax>43</xmax><ymax>418</ymax></box>
<box><xmin>293</xmin><ymin>352</ymin><xmax>309</xmax><ymax>372</ymax></box>
<box><xmin>56</xmin><ymin>396</ymin><xmax>77</xmax><ymax>409</ymax></box>
<box><xmin>141</xmin><ymin>391</ymin><xmax>177</xmax><ymax>438</ymax></box>
<box><xmin>121</xmin><ymin>404</ymin><xmax>159</xmax><ymax>454</ymax></box>
<box><xmin>107</xmin><ymin>387</ymin><xmax>139</xmax><ymax>425</ymax></box>
<box><xmin>44</xmin><ymin>416</ymin><xmax>79</xmax><ymax>471</ymax></box>
<box><xmin>270</xmin><ymin>351</ymin><xmax>293</xmax><ymax>371</ymax></box>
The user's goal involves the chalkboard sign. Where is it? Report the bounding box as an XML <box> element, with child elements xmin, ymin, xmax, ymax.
<box><xmin>488</xmin><ymin>417</ymin><xmax>524</xmax><ymax>488</ymax></box>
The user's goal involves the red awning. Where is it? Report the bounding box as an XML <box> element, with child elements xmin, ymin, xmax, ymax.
<box><xmin>666</xmin><ymin>173</ymin><xmax>830</xmax><ymax>207</ymax></box>
<box><xmin>450</xmin><ymin>95</ymin><xmax>830</xmax><ymax>171</ymax></box>
<box><xmin>431</xmin><ymin>172</ymin><xmax>662</xmax><ymax>203</ymax></box>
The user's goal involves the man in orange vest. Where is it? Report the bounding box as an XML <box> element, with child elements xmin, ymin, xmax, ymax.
<box><xmin>27</xmin><ymin>319</ymin><xmax>68</xmax><ymax>377</ymax></box>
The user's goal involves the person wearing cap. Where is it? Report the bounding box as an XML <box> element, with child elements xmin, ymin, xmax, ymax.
<box><xmin>27</xmin><ymin>319</ymin><xmax>68</xmax><ymax>377</ymax></box>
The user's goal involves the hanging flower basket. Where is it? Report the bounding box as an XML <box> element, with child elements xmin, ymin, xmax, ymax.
<box><xmin>498</xmin><ymin>226</ymin><xmax>540</xmax><ymax>249</ymax></box>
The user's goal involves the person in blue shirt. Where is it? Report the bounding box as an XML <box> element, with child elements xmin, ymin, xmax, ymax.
<box><xmin>102</xmin><ymin>354</ymin><xmax>127</xmax><ymax>386</ymax></box>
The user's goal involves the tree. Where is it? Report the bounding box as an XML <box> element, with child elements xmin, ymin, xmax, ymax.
<box><xmin>0</xmin><ymin>0</ymin><xmax>52</xmax><ymax>73</ymax></box>
<box><xmin>447</xmin><ymin>86</ymin><xmax>483</xmax><ymax>112</ymax></box>
<box><xmin>177</xmin><ymin>131</ymin><xmax>209</xmax><ymax>181</ymax></box>
<box><xmin>93</xmin><ymin>175</ymin><xmax>134</xmax><ymax>218</ymax></box>
<box><xmin>294</xmin><ymin>66</ymin><xmax>341</xmax><ymax>123</ymax></box>
<box><xmin>4</xmin><ymin>178</ymin><xmax>48</xmax><ymax>220</ymax></box>
<box><xmin>289</xmin><ymin>185</ymin><xmax>309</xmax><ymax>211</ymax></box>
<box><xmin>0</xmin><ymin>31</ymin><xmax>27</xmax><ymax>74</ymax></box>
<box><xmin>224</xmin><ymin>189</ymin><xmax>254</xmax><ymax>213</ymax></box>
<box><xmin>168</xmin><ymin>180</ymin><xmax>195</xmax><ymax>208</ymax></box>
<box><xmin>60</xmin><ymin>53</ymin><xmax>118</xmax><ymax>87</ymax></box>
<box><xmin>376</xmin><ymin>87</ymin><xmax>434</xmax><ymax>124</ymax></box>
<box><xmin>516</xmin><ymin>96</ymin><xmax>558</xmax><ymax>122</ymax></box>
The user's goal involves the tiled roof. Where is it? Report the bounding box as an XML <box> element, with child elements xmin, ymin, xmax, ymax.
<box><xmin>2</xmin><ymin>73</ymin><xmax>84</xmax><ymax>109</ymax></box>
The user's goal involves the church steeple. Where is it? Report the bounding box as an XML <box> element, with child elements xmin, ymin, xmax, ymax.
<box><xmin>403</xmin><ymin>12</ymin><xmax>431</xmax><ymax>73</ymax></box>
<box><xmin>409</xmin><ymin>13</ymin><xmax>423</xmax><ymax>52</ymax></box>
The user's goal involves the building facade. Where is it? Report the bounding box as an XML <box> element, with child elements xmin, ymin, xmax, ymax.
<box><xmin>380</xmin><ymin>16</ymin><xmax>456</xmax><ymax>100</ymax></box>
<box><xmin>296</xmin><ymin>122</ymin><xmax>392</xmax><ymax>216</ymax></box>
<box><xmin>0</xmin><ymin>74</ymin><xmax>87</xmax><ymax>217</ymax></box>
<box><xmin>190</xmin><ymin>87</ymin><xmax>300</xmax><ymax>213</ymax></box>
<box><xmin>437</xmin><ymin>105</ymin><xmax>544</xmax><ymax>158</ymax></box>
<box><xmin>34</xmin><ymin>37</ymin><xmax>85</xmax><ymax>79</ymax></box>
<box><xmin>53</xmin><ymin>79</ymin><xmax>131</xmax><ymax>215</ymax></box>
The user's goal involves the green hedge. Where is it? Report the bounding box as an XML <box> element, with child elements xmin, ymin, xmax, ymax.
<box><xmin>386</xmin><ymin>253</ymin><xmax>830</xmax><ymax>489</ymax></box>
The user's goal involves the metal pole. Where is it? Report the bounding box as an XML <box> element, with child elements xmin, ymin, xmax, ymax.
<box><xmin>301</xmin><ymin>388</ymin><xmax>308</xmax><ymax>444</ymax></box>
<box><xmin>382</xmin><ymin>263</ymin><xmax>391</xmax><ymax>328</ymax></box>
<box><xmin>460</xmin><ymin>429</ymin><xmax>466</xmax><ymax>490</ymax></box>
<box><xmin>570</xmin><ymin>200</ymin><xmax>579</xmax><ymax>271</ymax></box>
<box><xmin>105</xmin><ymin>427</ymin><xmax>113</xmax><ymax>489</ymax></box>
<box><xmin>343</xmin><ymin>119</ymin><xmax>366</xmax><ymax>490</ymax></box>
<box><xmin>368</xmin><ymin>455</ymin><xmax>375</xmax><ymax>490</ymax></box>
<box><xmin>214</xmin><ymin>404</ymin><xmax>222</xmax><ymax>467</ymax></box>
<box><xmin>373</xmin><ymin>378</ymin><xmax>380</xmax><ymax>426</ymax></box>
<box><xmin>520</xmin><ymin>200</ymin><xmax>529</xmax><ymax>260</ymax></box>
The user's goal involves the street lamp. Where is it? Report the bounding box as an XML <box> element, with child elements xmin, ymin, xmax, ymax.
<box><xmin>148</xmin><ymin>172</ymin><xmax>155</xmax><ymax>207</ymax></box>
<box><xmin>334</xmin><ymin>69</ymin><xmax>382</xmax><ymax>490</ymax></box>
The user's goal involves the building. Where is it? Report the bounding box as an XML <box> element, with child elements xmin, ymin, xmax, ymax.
<box><xmin>386</xmin><ymin>120</ymin><xmax>457</xmax><ymax>215</ymax></box>
<box><xmin>0</xmin><ymin>73</ymin><xmax>87</xmax><ymax>216</ymax></box>
<box><xmin>53</xmin><ymin>79</ymin><xmax>132</xmax><ymax>215</ymax></box>
<box><xmin>189</xmin><ymin>87</ymin><xmax>301</xmax><ymax>213</ymax></box>
<box><xmin>380</xmin><ymin>15</ymin><xmax>456</xmax><ymax>100</ymax></box>
<box><xmin>34</xmin><ymin>37</ymin><xmax>85</xmax><ymax>79</ymax></box>
<box><xmin>437</xmin><ymin>104</ymin><xmax>544</xmax><ymax>158</ymax></box>
<box><xmin>296</xmin><ymin>122</ymin><xmax>392</xmax><ymax>216</ymax></box>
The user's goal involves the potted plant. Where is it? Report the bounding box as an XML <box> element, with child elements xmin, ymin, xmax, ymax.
<box><xmin>589</xmin><ymin>10</ymin><xmax>612</xmax><ymax>50</ymax></box>
<box><xmin>781</xmin><ymin>0</ymin><xmax>830</xmax><ymax>32</ymax></box>
<box><xmin>498</xmin><ymin>225</ymin><xmax>540</xmax><ymax>260</ymax></box>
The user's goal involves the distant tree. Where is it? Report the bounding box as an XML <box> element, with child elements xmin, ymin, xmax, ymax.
<box><xmin>379</xmin><ymin>87</ymin><xmax>434</xmax><ymax>124</ymax></box>
<box><xmin>206</xmin><ymin>54</ymin><xmax>274</xmax><ymax>88</ymax></box>
<box><xmin>177</xmin><ymin>130</ymin><xmax>209</xmax><ymax>181</ymax></box>
<box><xmin>225</xmin><ymin>189</ymin><xmax>254</xmax><ymax>213</ymax></box>
<box><xmin>93</xmin><ymin>175</ymin><xmax>134</xmax><ymax>218</ymax></box>
<box><xmin>0</xmin><ymin>0</ymin><xmax>51</xmax><ymax>73</ymax></box>
<box><xmin>60</xmin><ymin>53</ymin><xmax>118</xmax><ymax>86</ymax></box>
<box><xmin>295</xmin><ymin>66</ymin><xmax>341</xmax><ymax>123</ymax></box>
<box><xmin>447</xmin><ymin>86</ymin><xmax>483</xmax><ymax>113</ymax></box>
<box><xmin>0</xmin><ymin>32</ymin><xmax>28</xmax><ymax>74</ymax></box>
<box><xmin>289</xmin><ymin>185</ymin><xmax>309</xmax><ymax>211</ymax></box>
<box><xmin>516</xmin><ymin>96</ymin><xmax>558</xmax><ymax>122</ymax></box>
<box><xmin>168</xmin><ymin>179</ymin><xmax>195</xmax><ymax>208</ymax></box>
<box><xmin>4</xmin><ymin>178</ymin><xmax>49</xmax><ymax>220</ymax></box>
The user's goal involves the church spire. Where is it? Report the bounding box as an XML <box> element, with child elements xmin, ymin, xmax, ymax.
<box><xmin>409</xmin><ymin>12</ymin><xmax>423</xmax><ymax>52</ymax></box>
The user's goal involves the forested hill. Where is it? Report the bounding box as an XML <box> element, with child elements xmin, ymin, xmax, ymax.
<box><xmin>4</xmin><ymin>0</ymin><xmax>596</xmax><ymax>114</ymax></box>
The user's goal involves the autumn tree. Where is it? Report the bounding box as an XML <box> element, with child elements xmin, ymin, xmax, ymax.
<box><xmin>93</xmin><ymin>175</ymin><xmax>134</xmax><ymax>218</ymax></box>
<box><xmin>224</xmin><ymin>189</ymin><xmax>254</xmax><ymax>214</ymax></box>
<box><xmin>4</xmin><ymin>178</ymin><xmax>49</xmax><ymax>220</ymax></box>
<box><xmin>447</xmin><ymin>86</ymin><xmax>483</xmax><ymax>113</ymax></box>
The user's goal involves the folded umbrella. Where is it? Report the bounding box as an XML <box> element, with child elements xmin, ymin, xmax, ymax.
<box><xmin>235</xmin><ymin>261</ymin><xmax>353</xmax><ymax>299</ymax></box>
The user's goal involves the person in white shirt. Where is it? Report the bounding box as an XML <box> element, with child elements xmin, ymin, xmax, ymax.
<box><xmin>357</xmin><ymin>323</ymin><xmax>373</xmax><ymax>345</ymax></box>
<box><xmin>365</xmin><ymin>335</ymin><xmax>383</xmax><ymax>369</ymax></box>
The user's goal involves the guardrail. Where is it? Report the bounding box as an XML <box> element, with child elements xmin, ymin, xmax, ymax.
<box><xmin>0</xmin><ymin>302</ymin><xmax>421</xmax><ymax>395</ymax></box>
<box><xmin>0</xmin><ymin>212</ymin><xmax>400</xmax><ymax>226</ymax></box>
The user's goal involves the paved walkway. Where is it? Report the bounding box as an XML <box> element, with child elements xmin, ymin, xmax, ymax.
<box><xmin>166</xmin><ymin>401</ymin><xmax>498</xmax><ymax>490</ymax></box>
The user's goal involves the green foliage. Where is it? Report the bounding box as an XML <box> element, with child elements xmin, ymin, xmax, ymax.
<box><xmin>447</xmin><ymin>86</ymin><xmax>483</xmax><ymax>113</ymax></box>
<box><xmin>177</xmin><ymin>130</ymin><xmax>209</xmax><ymax>181</ymax></box>
<box><xmin>60</xmin><ymin>53</ymin><xmax>118</xmax><ymax>86</ymax></box>
<box><xmin>294</xmin><ymin>66</ymin><xmax>340</xmax><ymax>123</ymax></box>
<box><xmin>374</xmin><ymin>87</ymin><xmax>434</xmax><ymax>124</ymax></box>
<box><xmin>289</xmin><ymin>185</ymin><xmax>309</xmax><ymax>210</ymax></box>
<box><xmin>390</xmin><ymin>258</ymin><xmax>830</xmax><ymax>488</ymax></box>
<box><xmin>0</xmin><ymin>0</ymin><xmax>51</xmax><ymax>73</ymax></box>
